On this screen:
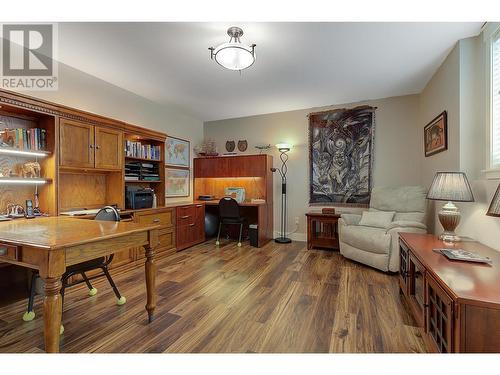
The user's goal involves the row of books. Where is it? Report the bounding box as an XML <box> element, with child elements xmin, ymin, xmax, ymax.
<box><xmin>125</xmin><ymin>140</ymin><xmax>161</xmax><ymax>161</ymax></box>
<box><xmin>125</xmin><ymin>161</ymin><xmax>160</xmax><ymax>181</ymax></box>
<box><xmin>0</xmin><ymin>128</ymin><xmax>47</xmax><ymax>151</ymax></box>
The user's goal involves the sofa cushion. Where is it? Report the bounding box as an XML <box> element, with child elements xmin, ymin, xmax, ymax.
<box><xmin>340</xmin><ymin>225</ymin><xmax>391</xmax><ymax>255</ymax></box>
<box><xmin>370</xmin><ymin>186</ymin><xmax>427</xmax><ymax>213</ymax></box>
<box><xmin>358</xmin><ymin>210</ymin><xmax>395</xmax><ymax>229</ymax></box>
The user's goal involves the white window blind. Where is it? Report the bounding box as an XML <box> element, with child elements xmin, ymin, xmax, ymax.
<box><xmin>492</xmin><ymin>31</ymin><xmax>500</xmax><ymax>168</ymax></box>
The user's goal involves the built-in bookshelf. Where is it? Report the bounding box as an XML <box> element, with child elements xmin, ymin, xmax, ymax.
<box><xmin>0</xmin><ymin>103</ymin><xmax>56</xmax><ymax>215</ymax></box>
<box><xmin>124</xmin><ymin>132</ymin><xmax>165</xmax><ymax>208</ymax></box>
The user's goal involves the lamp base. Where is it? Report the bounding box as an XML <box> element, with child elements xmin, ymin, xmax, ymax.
<box><xmin>275</xmin><ymin>237</ymin><xmax>292</xmax><ymax>244</ymax></box>
<box><xmin>439</xmin><ymin>231</ymin><xmax>461</xmax><ymax>243</ymax></box>
<box><xmin>438</xmin><ymin>201</ymin><xmax>461</xmax><ymax>243</ymax></box>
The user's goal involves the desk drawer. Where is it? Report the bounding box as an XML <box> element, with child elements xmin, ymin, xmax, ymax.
<box><xmin>176</xmin><ymin>205</ymin><xmax>195</xmax><ymax>225</ymax></box>
<box><xmin>136</xmin><ymin>210</ymin><xmax>174</xmax><ymax>227</ymax></box>
<box><xmin>0</xmin><ymin>243</ymin><xmax>19</xmax><ymax>261</ymax></box>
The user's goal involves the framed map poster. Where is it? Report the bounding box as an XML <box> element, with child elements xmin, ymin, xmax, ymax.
<box><xmin>166</xmin><ymin>167</ymin><xmax>190</xmax><ymax>197</ymax></box>
<box><xmin>166</xmin><ymin>136</ymin><xmax>190</xmax><ymax>168</ymax></box>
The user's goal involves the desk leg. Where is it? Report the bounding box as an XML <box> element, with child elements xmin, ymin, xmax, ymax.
<box><xmin>42</xmin><ymin>276</ymin><xmax>62</xmax><ymax>353</ymax></box>
<box><xmin>144</xmin><ymin>244</ymin><xmax>157</xmax><ymax>323</ymax></box>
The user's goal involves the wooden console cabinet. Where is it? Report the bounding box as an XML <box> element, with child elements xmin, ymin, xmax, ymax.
<box><xmin>399</xmin><ymin>233</ymin><xmax>500</xmax><ymax>353</ymax></box>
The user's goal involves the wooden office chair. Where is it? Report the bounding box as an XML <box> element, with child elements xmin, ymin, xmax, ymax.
<box><xmin>22</xmin><ymin>206</ymin><xmax>126</xmax><ymax>333</ymax></box>
<box><xmin>216</xmin><ymin>197</ymin><xmax>246</xmax><ymax>247</ymax></box>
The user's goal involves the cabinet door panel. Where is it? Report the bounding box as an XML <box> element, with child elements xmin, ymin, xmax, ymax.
<box><xmin>95</xmin><ymin>126</ymin><xmax>123</xmax><ymax>170</ymax></box>
<box><xmin>60</xmin><ymin>119</ymin><xmax>94</xmax><ymax>168</ymax></box>
<box><xmin>408</xmin><ymin>253</ymin><xmax>426</xmax><ymax>328</ymax></box>
<box><xmin>399</xmin><ymin>240</ymin><xmax>409</xmax><ymax>296</ymax></box>
<box><xmin>425</xmin><ymin>274</ymin><xmax>454</xmax><ymax>353</ymax></box>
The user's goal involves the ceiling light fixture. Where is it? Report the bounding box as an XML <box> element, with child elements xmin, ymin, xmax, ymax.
<box><xmin>209</xmin><ymin>27</ymin><xmax>256</xmax><ymax>71</ymax></box>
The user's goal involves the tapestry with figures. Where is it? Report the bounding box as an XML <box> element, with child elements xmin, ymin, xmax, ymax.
<box><xmin>309</xmin><ymin>105</ymin><xmax>376</xmax><ymax>206</ymax></box>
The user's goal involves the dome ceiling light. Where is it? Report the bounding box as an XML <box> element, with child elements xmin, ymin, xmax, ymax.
<box><xmin>209</xmin><ymin>26</ymin><xmax>256</xmax><ymax>71</ymax></box>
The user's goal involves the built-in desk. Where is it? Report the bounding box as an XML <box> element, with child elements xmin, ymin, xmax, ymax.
<box><xmin>195</xmin><ymin>199</ymin><xmax>270</xmax><ymax>247</ymax></box>
<box><xmin>193</xmin><ymin>155</ymin><xmax>274</xmax><ymax>247</ymax></box>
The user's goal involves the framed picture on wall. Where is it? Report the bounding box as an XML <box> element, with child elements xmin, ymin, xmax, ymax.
<box><xmin>424</xmin><ymin>111</ymin><xmax>448</xmax><ymax>157</ymax></box>
<box><xmin>166</xmin><ymin>167</ymin><xmax>190</xmax><ymax>197</ymax></box>
<box><xmin>166</xmin><ymin>136</ymin><xmax>190</xmax><ymax>168</ymax></box>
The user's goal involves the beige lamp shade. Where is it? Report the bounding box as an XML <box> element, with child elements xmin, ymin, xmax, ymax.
<box><xmin>487</xmin><ymin>183</ymin><xmax>500</xmax><ymax>217</ymax></box>
<box><xmin>427</xmin><ymin>172</ymin><xmax>474</xmax><ymax>202</ymax></box>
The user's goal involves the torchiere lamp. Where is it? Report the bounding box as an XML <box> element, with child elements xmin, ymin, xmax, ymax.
<box><xmin>271</xmin><ymin>143</ymin><xmax>292</xmax><ymax>244</ymax></box>
<box><xmin>426</xmin><ymin>171</ymin><xmax>474</xmax><ymax>242</ymax></box>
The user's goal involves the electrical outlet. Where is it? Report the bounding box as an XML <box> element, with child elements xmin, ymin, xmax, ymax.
<box><xmin>294</xmin><ymin>216</ymin><xmax>299</xmax><ymax>225</ymax></box>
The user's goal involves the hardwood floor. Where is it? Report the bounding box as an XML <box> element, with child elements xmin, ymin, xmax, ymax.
<box><xmin>0</xmin><ymin>240</ymin><xmax>426</xmax><ymax>353</ymax></box>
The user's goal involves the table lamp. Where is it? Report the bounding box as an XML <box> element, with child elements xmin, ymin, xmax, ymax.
<box><xmin>486</xmin><ymin>183</ymin><xmax>500</xmax><ymax>217</ymax></box>
<box><xmin>426</xmin><ymin>172</ymin><xmax>474</xmax><ymax>242</ymax></box>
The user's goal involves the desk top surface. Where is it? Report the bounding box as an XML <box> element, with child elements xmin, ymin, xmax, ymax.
<box><xmin>0</xmin><ymin>216</ymin><xmax>160</xmax><ymax>250</ymax></box>
<box><xmin>400</xmin><ymin>233</ymin><xmax>500</xmax><ymax>307</ymax></box>
<box><xmin>194</xmin><ymin>200</ymin><xmax>266</xmax><ymax>206</ymax></box>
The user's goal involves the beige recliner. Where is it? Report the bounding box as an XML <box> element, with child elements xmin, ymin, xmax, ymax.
<box><xmin>338</xmin><ymin>186</ymin><xmax>427</xmax><ymax>272</ymax></box>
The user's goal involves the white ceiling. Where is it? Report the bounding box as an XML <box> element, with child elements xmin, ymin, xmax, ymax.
<box><xmin>58</xmin><ymin>22</ymin><xmax>482</xmax><ymax>122</ymax></box>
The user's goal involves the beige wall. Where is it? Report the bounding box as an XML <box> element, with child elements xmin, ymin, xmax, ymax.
<box><xmin>205</xmin><ymin>95</ymin><xmax>421</xmax><ymax>240</ymax></box>
<box><xmin>24</xmin><ymin>63</ymin><xmax>204</xmax><ymax>204</ymax></box>
<box><xmin>419</xmin><ymin>35</ymin><xmax>500</xmax><ymax>251</ymax></box>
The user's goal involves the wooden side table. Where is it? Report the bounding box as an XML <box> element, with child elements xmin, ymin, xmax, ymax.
<box><xmin>306</xmin><ymin>212</ymin><xmax>341</xmax><ymax>250</ymax></box>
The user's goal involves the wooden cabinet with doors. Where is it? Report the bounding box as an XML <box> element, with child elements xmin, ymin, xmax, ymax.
<box><xmin>59</xmin><ymin>118</ymin><xmax>122</xmax><ymax>170</ymax></box>
<box><xmin>399</xmin><ymin>233</ymin><xmax>500</xmax><ymax>353</ymax></box>
<box><xmin>59</xmin><ymin>119</ymin><xmax>95</xmax><ymax>168</ymax></box>
<box><xmin>176</xmin><ymin>203</ymin><xmax>205</xmax><ymax>251</ymax></box>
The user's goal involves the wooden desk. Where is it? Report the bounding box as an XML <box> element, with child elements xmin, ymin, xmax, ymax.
<box><xmin>194</xmin><ymin>200</ymin><xmax>271</xmax><ymax>247</ymax></box>
<box><xmin>0</xmin><ymin>217</ymin><xmax>160</xmax><ymax>353</ymax></box>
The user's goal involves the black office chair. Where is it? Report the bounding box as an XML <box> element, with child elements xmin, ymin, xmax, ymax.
<box><xmin>215</xmin><ymin>197</ymin><xmax>246</xmax><ymax>247</ymax></box>
<box><xmin>22</xmin><ymin>206</ymin><xmax>126</xmax><ymax>333</ymax></box>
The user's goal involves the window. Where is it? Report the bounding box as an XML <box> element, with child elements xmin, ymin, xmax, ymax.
<box><xmin>491</xmin><ymin>30</ymin><xmax>500</xmax><ymax>169</ymax></box>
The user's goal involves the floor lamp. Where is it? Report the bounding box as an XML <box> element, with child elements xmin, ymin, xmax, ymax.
<box><xmin>271</xmin><ymin>143</ymin><xmax>292</xmax><ymax>244</ymax></box>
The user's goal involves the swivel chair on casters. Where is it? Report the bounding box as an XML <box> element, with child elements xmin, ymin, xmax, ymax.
<box><xmin>23</xmin><ymin>206</ymin><xmax>126</xmax><ymax>334</ymax></box>
<box><xmin>215</xmin><ymin>197</ymin><xmax>246</xmax><ymax>247</ymax></box>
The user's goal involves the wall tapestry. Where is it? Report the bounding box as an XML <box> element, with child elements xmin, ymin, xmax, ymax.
<box><xmin>309</xmin><ymin>105</ymin><xmax>376</xmax><ymax>206</ymax></box>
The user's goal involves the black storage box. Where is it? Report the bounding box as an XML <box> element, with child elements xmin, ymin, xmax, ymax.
<box><xmin>249</xmin><ymin>224</ymin><xmax>258</xmax><ymax>247</ymax></box>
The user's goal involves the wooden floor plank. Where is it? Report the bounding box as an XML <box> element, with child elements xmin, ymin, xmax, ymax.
<box><xmin>0</xmin><ymin>240</ymin><xmax>426</xmax><ymax>353</ymax></box>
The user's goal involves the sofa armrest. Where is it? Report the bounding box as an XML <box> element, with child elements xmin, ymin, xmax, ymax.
<box><xmin>385</xmin><ymin>220</ymin><xmax>427</xmax><ymax>233</ymax></box>
<box><xmin>339</xmin><ymin>213</ymin><xmax>362</xmax><ymax>226</ymax></box>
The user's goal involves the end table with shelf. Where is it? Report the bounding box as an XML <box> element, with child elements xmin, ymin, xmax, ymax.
<box><xmin>305</xmin><ymin>211</ymin><xmax>341</xmax><ymax>250</ymax></box>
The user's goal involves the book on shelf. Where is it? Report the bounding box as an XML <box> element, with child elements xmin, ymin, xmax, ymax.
<box><xmin>0</xmin><ymin>128</ymin><xmax>47</xmax><ymax>151</ymax></box>
<box><xmin>125</xmin><ymin>140</ymin><xmax>160</xmax><ymax>160</ymax></box>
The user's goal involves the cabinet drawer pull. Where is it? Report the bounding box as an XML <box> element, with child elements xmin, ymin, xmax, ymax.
<box><xmin>153</xmin><ymin>218</ymin><xmax>160</xmax><ymax>223</ymax></box>
<box><xmin>181</xmin><ymin>215</ymin><xmax>190</xmax><ymax>219</ymax></box>
<box><xmin>189</xmin><ymin>223</ymin><xmax>195</xmax><ymax>227</ymax></box>
<box><xmin>196</xmin><ymin>204</ymin><xmax>203</xmax><ymax>207</ymax></box>
<box><xmin>0</xmin><ymin>247</ymin><xmax>7</xmax><ymax>256</ymax></box>
<box><xmin>95</xmin><ymin>145</ymin><xmax>101</xmax><ymax>149</ymax></box>
<box><xmin>89</xmin><ymin>145</ymin><xmax>94</xmax><ymax>149</ymax></box>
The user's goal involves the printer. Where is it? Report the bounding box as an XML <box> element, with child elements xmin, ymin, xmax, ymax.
<box><xmin>125</xmin><ymin>186</ymin><xmax>155</xmax><ymax>209</ymax></box>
